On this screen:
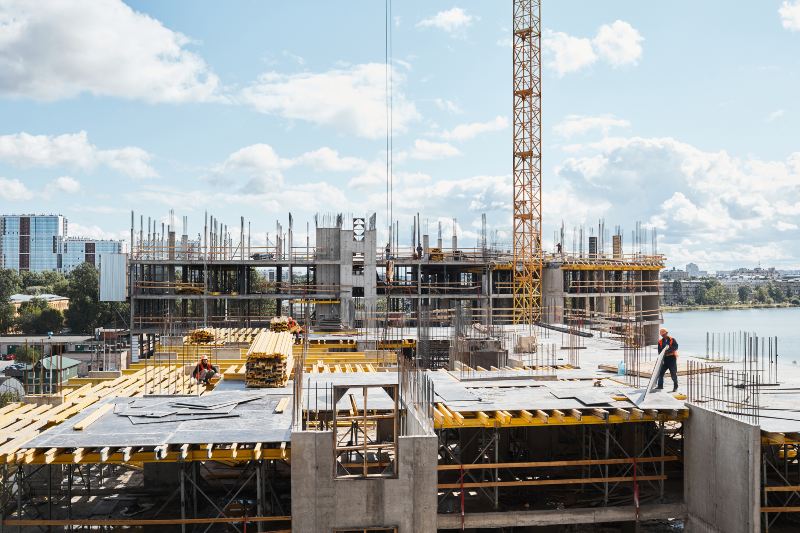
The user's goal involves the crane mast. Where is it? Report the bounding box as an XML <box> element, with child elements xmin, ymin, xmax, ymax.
<box><xmin>512</xmin><ymin>0</ymin><xmax>543</xmax><ymax>325</ymax></box>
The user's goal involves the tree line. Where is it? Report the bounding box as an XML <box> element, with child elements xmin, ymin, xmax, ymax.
<box><xmin>0</xmin><ymin>263</ymin><xmax>129</xmax><ymax>335</ymax></box>
<box><xmin>670</xmin><ymin>279</ymin><xmax>800</xmax><ymax>306</ymax></box>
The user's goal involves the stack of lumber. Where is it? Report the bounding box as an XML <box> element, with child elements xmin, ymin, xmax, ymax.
<box><xmin>245</xmin><ymin>331</ymin><xmax>294</xmax><ymax>388</ymax></box>
<box><xmin>186</xmin><ymin>328</ymin><xmax>216</xmax><ymax>344</ymax></box>
<box><xmin>269</xmin><ymin>316</ymin><xmax>291</xmax><ymax>332</ymax></box>
<box><xmin>269</xmin><ymin>316</ymin><xmax>303</xmax><ymax>334</ymax></box>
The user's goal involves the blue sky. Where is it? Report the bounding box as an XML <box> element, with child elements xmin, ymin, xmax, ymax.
<box><xmin>0</xmin><ymin>0</ymin><xmax>799</xmax><ymax>270</ymax></box>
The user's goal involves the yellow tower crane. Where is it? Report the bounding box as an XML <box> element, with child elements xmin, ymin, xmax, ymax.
<box><xmin>512</xmin><ymin>0</ymin><xmax>543</xmax><ymax>325</ymax></box>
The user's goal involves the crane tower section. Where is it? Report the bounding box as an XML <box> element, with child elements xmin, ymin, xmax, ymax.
<box><xmin>512</xmin><ymin>0</ymin><xmax>543</xmax><ymax>324</ymax></box>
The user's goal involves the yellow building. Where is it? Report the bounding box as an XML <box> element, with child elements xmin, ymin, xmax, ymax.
<box><xmin>9</xmin><ymin>293</ymin><xmax>70</xmax><ymax>315</ymax></box>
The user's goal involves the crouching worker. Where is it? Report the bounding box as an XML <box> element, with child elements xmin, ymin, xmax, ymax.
<box><xmin>192</xmin><ymin>355</ymin><xmax>218</xmax><ymax>384</ymax></box>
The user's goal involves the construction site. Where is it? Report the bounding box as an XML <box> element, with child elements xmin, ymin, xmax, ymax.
<box><xmin>2</xmin><ymin>2</ymin><xmax>798</xmax><ymax>533</ymax></box>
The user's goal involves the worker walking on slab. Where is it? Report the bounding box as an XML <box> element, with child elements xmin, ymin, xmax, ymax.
<box><xmin>655</xmin><ymin>328</ymin><xmax>679</xmax><ymax>392</ymax></box>
<box><xmin>192</xmin><ymin>355</ymin><xmax>218</xmax><ymax>384</ymax></box>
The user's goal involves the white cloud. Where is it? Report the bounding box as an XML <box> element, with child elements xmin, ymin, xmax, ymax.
<box><xmin>0</xmin><ymin>131</ymin><xmax>157</xmax><ymax>178</ymax></box>
<box><xmin>68</xmin><ymin>222</ymin><xmax>126</xmax><ymax>241</ymax></box>
<box><xmin>544</xmin><ymin>20</ymin><xmax>643</xmax><ymax>76</ymax></box>
<box><xmin>544</xmin><ymin>30</ymin><xmax>597</xmax><ymax>76</ymax></box>
<box><xmin>294</xmin><ymin>147</ymin><xmax>367</xmax><ymax>172</ymax></box>
<box><xmin>212</xmin><ymin>144</ymin><xmax>291</xmax><ymax>190</ymax></box>
<box><xmin>0</xmin><ymin>177</ymin><xmax>32</xmax><ymax>200</ymax></box>
<box><xmin>347</xmin><ymin>164</ymin><xmax>385</xmax><ymax>189</ymax></box>
<box><xmin>434</xmin><ymin>98</ymin><xmax>462</xmax><ymax>114</ymax></box>
<box><xmin>767</xmin><ymin>109</ymin><xmax>786</xmax><ymax>122</ymax></box>
<box><xmin>592</xmin><ymin>20</ymin><xmax>644</xmax><ymax>67</ymax></box>
<box><xmin>554</xmin><ymin>136</ymin><xmax>800</xmax><ymax>268</ymax></box>
<box><xmin>51</xmin><ymin>176</ymin><xmax>80</xmax><ymax>194</ymax></box>
<box><xmin>212</xmin><ymin>143</ymin><xmax>376</xmax><ymax>193</ymax></box>
<box><xmin>440</xmin><ymin>116</ymin><xmax>509</xmax><ymax>141</ymax></box>
<box><xmin>239</xmin><ymin>63</ymin><xmax>420</xmax><ymax>139</ymax></box>
<box><xmin>405</xmin><ymin>139</ymin><xmax>461</xmax><ymax>160</ymax></box>
<box><xmin>416</xmin><ymin>8</ymin><xmax>474</xmax><ymax>34</ymax></box>
<box><xmin>0</xmin><ymin>0</ymin><xmax>221</xmax><ymax>103</ymax></box>
<box><xmin>378</xmin><ymin>175</ymin><xmax>512</xmax><ymax>216</ymax></box>
<box><xmin>128</xmin><ymin>180</ymin><xmax>353</xmax><ymax>219</ymax></box>
<box><xmin>780</xmin><ymin>1</ymin><xmax>800</xmax><ymax>31</ymax></box>
<box><xmin>554</xmin><ymin>114</ymin><xmax>630</xmax><ymax>138</ymax></box>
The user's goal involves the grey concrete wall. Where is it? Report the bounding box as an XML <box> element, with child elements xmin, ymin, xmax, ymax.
<box><xmin>291</xmin><ymin>430</ymin><xmax>437</xmax><ymax>532</ymax></box>
<box><xmin>685</xmin><ymin>405</ymin><xmax>760</xmax><ymax>533</ymax></box>
<box><xmin>403</xmin><ymin>404</ymin><xmax>432</xmax><ymax>436</ymax></box>
<box><xmin>542</xmin><ymin>266</ymin><xmax>564</xmax><ymax>324</ymax></box>
<box><xmin>315</xmin><ymin>227</ymin><xmax>340</xmax><ymax>322</ymax></box>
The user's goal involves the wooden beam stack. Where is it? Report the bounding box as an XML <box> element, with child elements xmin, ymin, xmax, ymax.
<box><xmin>245</xmin><ymin>331</ymin><xmax>294</xmax><ymax>388</ymax></box>
<box><xmin>185</xmin><ymin>328</ymin><xmax>216</xmax><ymax>345</ymax></box>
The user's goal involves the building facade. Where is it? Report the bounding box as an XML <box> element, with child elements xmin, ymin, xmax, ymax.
<box><xmin>0</xmin><ymin>214</ymin><xmax>121</xmax><ymax>273</ymax></box>
<box><xmin>0</xmin><ymin>214</ymin><xmax>66</xmax><ymax>272</ymax></box>
<box><xmin>62</xmin><ymin>237</ymin><xmax>123</xmax><ymax>272</ymax></box>
<box><xmin>9</xmin><ymin>293</ymin><xmax>70</xmax><ymax>315</ymax></box>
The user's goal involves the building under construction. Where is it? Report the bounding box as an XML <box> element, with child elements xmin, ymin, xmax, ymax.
<box><xmin>2</xmin><ymin>309</ymin><xmax>798</xmax><ymax>532</ymax></box>
<box><xmin>3</xmin><ymin>1</ymin><xmax>794</xmax><ymax>531</ymax></box>
<box><xmin>123</xmin><ymin>210</ymin><xmax>664</xmax><ymax>365</ymax></box>
<box><xmin>2</xmin><ymin>206</ymin><xmax>797</xmax><ymax>532</ymax></box>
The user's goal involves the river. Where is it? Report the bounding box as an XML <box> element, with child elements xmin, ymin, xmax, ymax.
<box><xmin>662</xmin><ymin>307</ymin><xmax>800</xmax><ymax>366</ymax></box>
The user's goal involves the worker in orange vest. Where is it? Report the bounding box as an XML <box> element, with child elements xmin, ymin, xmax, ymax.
<box><xmin>192</xmin><ymin>355</ymin><xmax>218</xmax><ymax>384</ymax></box>
<box><xmin>655</xmin><ymin>328</ymin><xmax>679</xmax><ymax>392</ymax></box>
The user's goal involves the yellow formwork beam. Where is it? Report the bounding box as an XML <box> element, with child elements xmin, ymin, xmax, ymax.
<box><xmin>434</xmin><ymin>409</ymin><xmax>687</xmax><ymax>429</ymax></box>
<box><xmin>4</xmin><ymin>446</ymin><xmax>290</xmax><ymax>465</ymax></box>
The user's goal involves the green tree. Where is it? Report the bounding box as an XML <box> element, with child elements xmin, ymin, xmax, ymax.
<box><xmin>755</xmin><ymin>286</ymin><xmax>770</xmax><ymax>304</ymax></box>
<box><xmin>13</xmin><ymin>345</ymin><xmax>39</xmax><ymax>365</ymax></box>
<box><xmin>766</xmin><ymin>282</ymin><xmax>786</xmax><ymax>303</ymax></box>
<box><xmin>703</xmin><ymin>284</ymin><xmax>734</xmax><ymax>305</ymax></box>
<box><xmin>20</xmin><ymin>270</ymin><xmax>67</xmax><ymax>295</ymax></box>
<box><xmin>15</xmin><ymin>298</ymin><xmax>63</xmax><ymax>334</ymax></box>
<box><xmin>0</xmin><ymin>391</ymin><xmax>20</xmax><ymax>408</ymax></box>
<box><xmin>0</xmin><ymin>268</ymin><xmax>22</xmax><ymax>332</ymax></box>
<box><xmin>672</xmin><ymin>279</ymin><xmax>683</xmax><ymax>304</ymax></box>
<box><xmin>696</xmin><ymin>285</ymin><xmax>708</xmax><ymax>305</ymax></box>
<box><xmin>63</xmin><ymin>262</ymin><xmax>128</xmax><ymax>333</ymax></box>
<box><xmin>37</xmin><ymin>308</ymin><xmax>64</xmax><ymax>333</ymax></box>
<box><xmin>16</xmin><ymin>298</ymin><xmax>48</xmax><ymax>333</ymax></box>
<box><xmin>737</xmin><ymin>285</ymin><xmax>752</xmax><ymax>303</ymax></box>
<box><xmin>64</xmin><ymin>263</ymin><xmax>101</xmax><ymax>333</ymax></box>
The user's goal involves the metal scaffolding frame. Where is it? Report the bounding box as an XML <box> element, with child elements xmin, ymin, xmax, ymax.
<box><xmin>1</xmin><ymin>459</ymin><xmax>290</xmax><ymax>532</ymax></box>
<box><xmin>435</xmin><ymin>419</ymin><xmax>684</xmax><ymax>516</ymax></box>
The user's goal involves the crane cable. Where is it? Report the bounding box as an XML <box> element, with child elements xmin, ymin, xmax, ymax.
<box><xmin>385</xmin><ymin>0</ymin><xmax>393</xmax><ymax>254</ymax></box>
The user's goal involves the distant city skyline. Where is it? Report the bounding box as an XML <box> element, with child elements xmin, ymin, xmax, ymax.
<box><xmin>0</xmin><ymin>1</ymin><xmax>798</xmax><ymax>270</ymax></box>
<box><xmin>0</xmin><ymin>214</ymin><xmax>121</xmax><ymax>273</ymax></box>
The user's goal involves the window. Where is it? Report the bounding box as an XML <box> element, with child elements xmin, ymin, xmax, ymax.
<box><xmin>333</xmin><ymin>384</ymin><xmax>399</xmax><ymax>480</ymax></box>
<box><xmin>352</xmin><ymin>252</ymin><xmax>364</xmax><ymax>276</ymax></box>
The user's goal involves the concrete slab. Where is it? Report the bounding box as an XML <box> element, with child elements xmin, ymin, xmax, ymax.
<box><xmin>26</xmin><ymin>392</ymin><xmax>293</xmax><ymax>448</ymax></box>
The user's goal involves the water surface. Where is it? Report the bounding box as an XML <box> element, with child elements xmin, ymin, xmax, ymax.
<box><xmin>662</xmin><ymin>307</ymin><xmax>800</xmax><ymax>365</ymax></box>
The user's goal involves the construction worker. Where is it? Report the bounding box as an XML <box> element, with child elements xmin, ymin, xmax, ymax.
<box><xmin>192</xmin><ymin>355</ymin><xmax>218</xmax><ymax>384</ymax></box>
<box><xmin>655</xmin><ymin>328</ymin><xmax>679</xmax><ymax>392</ymax></box>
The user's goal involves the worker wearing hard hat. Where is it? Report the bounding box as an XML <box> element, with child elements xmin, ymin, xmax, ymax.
<box><xmin>192</xmin><ymin>355</ymin><xmax>218</xmax><ymax>384</ymax></box>
<box><xmin>655</xmin><ymin>328</ymin><xmax>679</xmax><ymax>392</ymax></box>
